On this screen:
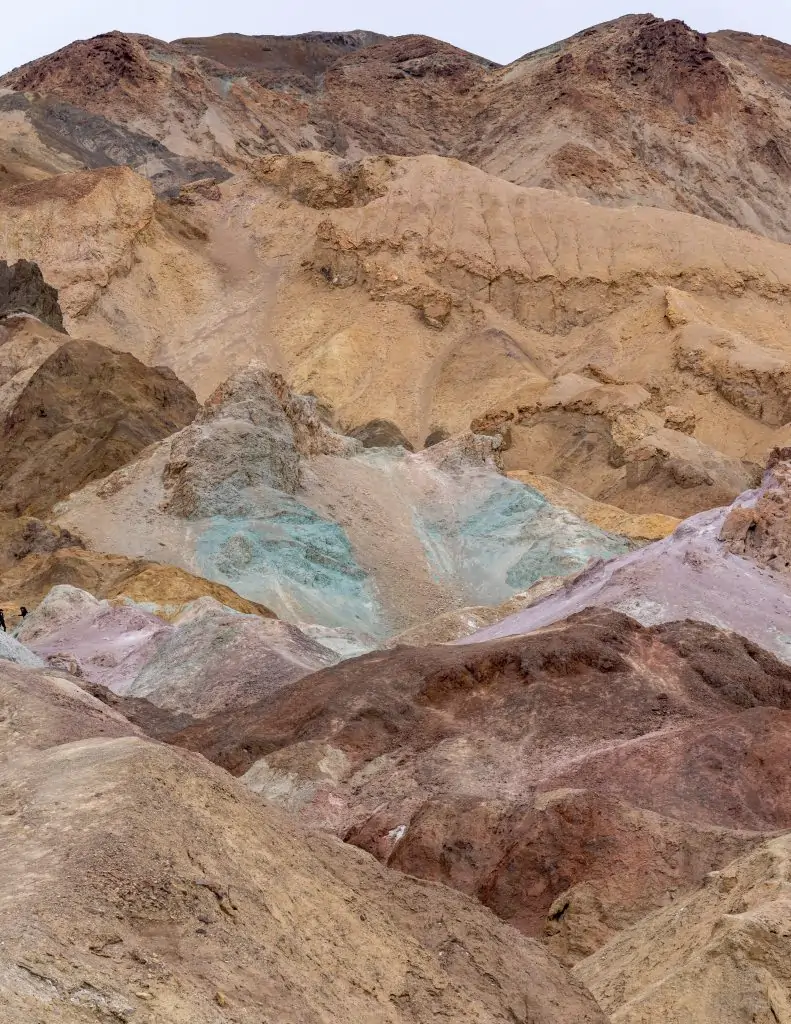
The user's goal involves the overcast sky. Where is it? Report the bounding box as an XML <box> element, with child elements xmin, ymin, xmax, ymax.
<box><xmin>2</xmin><ymin>1</ymin><xmax>790</xmax><ymax>75</ymax></box>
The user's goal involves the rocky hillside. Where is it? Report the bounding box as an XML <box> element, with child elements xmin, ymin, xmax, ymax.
<box><xmin>5</xmin><ymin>12</ymin><xmax>791</xmax><ymax>1024</ymax></box>
<box><xmin>0</xmin><ymin>657</ymin><xmax>604</xmax><ymax>1023</ymax></box>
<box><xmin>4</xmin><ymin>152</ymin><xmax>791</xmax><ymax>518</ymax></box>
<box><xmin>0</xmin><ymin>337</ymin><xmax>198</xmax><ymax>514</ymax></box>
<box><xmin>5</xmin><ymin>18</ymin><xmax>791</xmax><ymax>242</ymax></box>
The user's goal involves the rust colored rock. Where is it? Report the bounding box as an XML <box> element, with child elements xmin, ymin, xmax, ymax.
<box><xmin>170</xmin><ymin>608</ymin><xmax>791</xmax><ymax>958</ymax></box>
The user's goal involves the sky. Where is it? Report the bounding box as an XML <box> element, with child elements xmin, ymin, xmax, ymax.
<box><xmin>2</xmin><ymin>1</ymin><xmax>791</xmax><ymax>75</ymax></box>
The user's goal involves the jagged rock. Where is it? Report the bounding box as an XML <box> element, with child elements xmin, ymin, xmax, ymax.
<box><xmin>170</xmin><ymin>177</ymin><xmax>222</xmax><ymax>203</ymax></box>
<box><xmin>0</xmin><ymin>517</ymin><xmax>83</xmax><ymax>573</ymax></box>
<box><xmin>577</xmin><ymin>833</ymin><xmax>791</xmax><ymax>1023</ymax></box>
<box><xmin>508</xmin><ymin>374</ymin><xmax>760</xmax><ymax>518</ymax></box>
<box><xmin>254</xmin><ymin>151</ymin><xmax>392</xmax><ymax>208</ymax></box>
<box><xmin>164</xmin><ymin>363</ymin><xmax>358</xmax><ymax>517</ymax></box>
<box><xmin>0</xmin><ymin>259</ymin><xmax>63</xmax><ymax>331</ymax></box>
<box><xmin>347</xmin><ymin>419</ymin><xmax>414</xmax><ymax>451</ymax></box>
<box><xmin>719</xmin><ymin>447</ymin><xmax>791</xmax><ymax>570</ymax></box>
<box><xmin>675</xmin><ymin>322</ymin><xmax>791</xmax><ymax>425</ymax></box>
<box><xmin>663</xmin><ymin>405</ymin><xmax>697</xmax><ymax>434</ymax></box>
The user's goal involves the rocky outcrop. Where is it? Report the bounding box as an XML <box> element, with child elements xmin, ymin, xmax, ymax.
<box><xmin>163</xmin><ymin>363</ymin><xmax>358</xmax><ymax>517</ymax></box>
<box><xmin>16</xmin><ymin>585</ymin><xmax>340</xmax><ymax>716</ymax></box>
<box><xmin>719</xmin><ymin>447</ymin><xmax>791</xmax><ymax>570</ymax></box>
<box><xmin>54</xmin><ymin>366</ymin><xmax>631</xmax><ymax>639</ymax></box>
<box><xmin>347</xmin><ymin>418</ymin><xmax>415</xmax><ymax>451</ymax></box>
<box><xmin>465</xmin><ymin>451</ymin><xmax>791</xmax><ymax>667</ymax></box>
<box><xmin>675</xmin><ymin>322</ymin><xmax>791</xmax><ymax>426</ymax></box>
<box><xmin>501</xmin><ymin>373</ymin><xmax>761</xmax><ymax>519</ymax></box>
<box><xmin>0</xmin><ymin>339</ymin><xmax>199</xmax><ymax>515</ymax></box>
<box><xmin>0</xmin><ymin>517</ymin><xmax>82</xmax><ymax>573</ymax></box>
<box><xmin>0</xmin><ymin>546</ymin><xmax>275</xmax><ymax>621</ymax></box>
<box><xmin>0</xmin><ymin>259</ymin><xmax>63</xmax><ymax>331</ymax></box>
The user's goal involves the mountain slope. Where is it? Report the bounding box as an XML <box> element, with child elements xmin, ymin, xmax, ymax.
<box><xmin>0</xmin><ymin>338</ymin><xmax>198</xmax><ymax>514</ymax></box>
<box><xmin>0</xmin><ymin>657</ymin><xmax>605</xmax><ymax>1024</ymax></box>
<box><xmin>5</xmin><ymin>18</ymin><xmax>791</xmax><ymax>243</ymax></box>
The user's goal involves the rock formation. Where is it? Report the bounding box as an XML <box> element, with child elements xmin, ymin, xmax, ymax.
<box><xmin>577</xmin><ymin>833</ymin><xmax>791</xmax><ymax>1023</ymax></box>
<box><xmin>0</xmin><ymin>258</ymin><xmax>63</xmax><ymax>330</ymax></box>
<box><xmin>0</xmin><ymin>338</ymin><xmax>198</xmax><ymax>515</ymax></box>
<box><xmin>0</xmin><ymin>545</ymin><xmax>275</xmax><ymax>622</ymax></box>
<box><xmin>15</xmin><ymin>585</ymin><xmax>341</xmax><ymax>716</ymax></box>
<box><xmin>5</xmin><ymin>16</ymin><xmax>791</xmax><ymax>1023</ymax></box>
<box><xmin>8</xmin><ymin>18</ymin><xmax>791</xmax><ymax>245</ymax></box>
<box><xmin>464</xmin><ymin>449</ymin><xmax>791</xmax><ymax>665</ymax></box>
<box><xmin>53</xmin><ymin>365</ymin><xmax>633</xmax><ymax>639</ymax></box>
<box><xmin>720</xmin><ymin>446</ymin><xmax>791</xmax><ymax>570</ymax></box>
<box><xmin>3</xmin><ymin>143</ymin><xmax>791</xmax><ymax>516</ymax></box>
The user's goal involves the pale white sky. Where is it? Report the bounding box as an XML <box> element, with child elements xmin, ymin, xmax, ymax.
<box><xmin>3</xmin><ymin>1</ymin><xmax>791</xmax><ymax>75</ymax></box>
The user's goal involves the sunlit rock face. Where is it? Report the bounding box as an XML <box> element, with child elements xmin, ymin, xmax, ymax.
<box><xmin>54</xmin><ymin>366</ymin><xmax>633</xmax><ymax>643</ymax></box>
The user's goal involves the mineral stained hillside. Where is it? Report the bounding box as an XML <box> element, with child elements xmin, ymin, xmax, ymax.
<box><xmin>4</xmin><ymin>12</ymin><xmax>791</xmax><ymax>1024</ymax></box>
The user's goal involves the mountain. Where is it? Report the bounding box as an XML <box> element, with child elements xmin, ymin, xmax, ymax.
<box><xmin>0</xmin><ymin>657</ymin><xmax>605</xmax><ymax>1023</ymax></box>
<box><xmin>5</xmin><ymin>18</ymin><xmax>791</xmax><ymax>242</ymax></box>
<box><xmin>5</xmin><ymin>13</ymin><xmax>791</xmax><ymax>1024</ymax></box>
<box><xmin>4</xmin><ymin>151</ymin><xmax>791</xmax><ymax>518</ymax></box>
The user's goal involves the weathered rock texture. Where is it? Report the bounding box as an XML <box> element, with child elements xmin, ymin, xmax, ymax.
<box><xmin>3</xmin><ymin>146</ymin><xmax>791</xmax><ymax>517</ymax></box>
<box><xmin>720</xmin><ymin>446</ymin><xmax>791</xmax><ymax>571</ymax></box>
<box><xmin>171</xmin><ymin>607</ymin><xmax>791</xmax><ymax>965</ymax></box>
<box><xmin>0</xmin><ymin>338</ymin><xmax>198</xmax><ymax>514</ymax></box>
<box><xmin>466</xmin><ymin>451</ymin><xmax>791</xmax><ymax>666</ymax></box>
<box><xmin>8</xmin><ymin>19</ymin><xmax>791</xmax><ymax>245</ymax></box>
<box><xmin>0</xmin><ymin>259</ymin><xmax>63</xmax><ymax>330</ymax></box>
<box><xmin>15</xmin><ymin>585</ymin><xmax>339</xmax><ymax>717</ymax></box>
<box><xmin>53</xmin><ymin>365</ymin><xmax>632</xmax><ymax>640</ymax></box>
<box><xmin>0</xmin><ymin>657</ymin><xmax>606</xmax><ymax>1024</ymax></box>
<box><xmin>0</xmin><ymin>546</ymin><xmax>275</xmax><ymax>622</ymax></box>
<box><xmin>577</xmin><ymin>833</ymin><xmax>791</xmax><ymax>1024</ymax></box>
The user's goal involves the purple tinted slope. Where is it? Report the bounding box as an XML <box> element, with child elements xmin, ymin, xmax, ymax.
<box><xmin>461</xmin><ymin>493</ymin><xmax>791</xmax><ymax>663</ymax></box>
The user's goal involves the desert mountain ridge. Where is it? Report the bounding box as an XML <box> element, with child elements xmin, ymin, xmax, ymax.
<box><xmin>5</xmin><ymin>15</ymin><xmax>791</xmax><ymax>240</ymax></box>
<box><xmin>5</xmin><ymin>10</ymin><xmax>791</xmax><ymax>1024</ymax></box>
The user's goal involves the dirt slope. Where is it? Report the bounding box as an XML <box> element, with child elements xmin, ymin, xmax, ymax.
<box><xmin>577</xmin><ymin>832</ymin><xmax>791</xmax><ymax>1023</ymax></box>
<box><xmin>0</xmin><ymin>338</ymin><xmax>198</xmax><ymax>514</ymax></box>
<box><xmin>0</xmin><ymin>659</ymin><xmax>605</xmax><ymax>1024</ymax></box>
